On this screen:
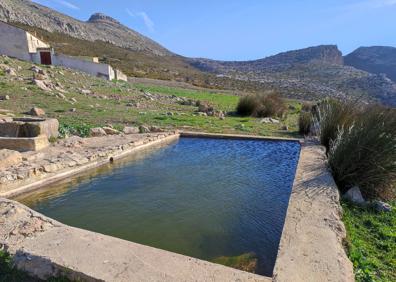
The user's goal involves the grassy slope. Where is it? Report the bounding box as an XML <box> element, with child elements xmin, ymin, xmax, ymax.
<box><xmin>0</xmin><ymin>56</ymin><xmax>301</xmax><ymax>138</ymax></box>
<box><xmin>342</xmin><ymin>201</ymin><xmax>396</xmax><ymax>282</ymax></box>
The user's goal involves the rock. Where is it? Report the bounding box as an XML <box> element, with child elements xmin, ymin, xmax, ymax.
<box><xmin>0</xmin><ymin>95</ymin><xmax>10</xmax><ymax>101</ymax></box>
<box><xmin>166</xmin><ymin>112</ymin><xmax>174</xmax><ymax>116</ymax></box>
<box><xmin>150</xmin><ymin>126</ymin><xmax>164</xmax><ymax>133</ymax></box>
<box><xmin>372</xmin><ymin>201</ymin><xmax>392</xmax><ymax>212</ymax></box>
<box><xmin>70</xmin><ymin>108</ymin><xmax>76</xmax><ymax>112</ymax></box>
<box><xmin>102</xmin><ymin>127</ymin><xmax>120</xmax><ymax>135</ymax></box>
<box><xmin>31</xmin><ymin>66</ymin><xmax>45</xmax><ymax>74</ymax></box>
<box><xmin>0</xmin><ymin>149</ymin><xmax>22</xmax><ymax>170</ymax></box>
<box><xmin>139</xmin><ymin>125</ymin><xmax>150</xmax><ymax>133</ymax></box>
<box><xmin>71</xmin><ymin>98</ymin><xmax>77</xmax><ymax>103</ymax></box>
<box><xmin>33</xmin><ymin>73</ymin><xmax>47</xmax><ymax>81</ymax></box>
<box><xmin>57</xmin><ymin>93</ymin><xmax>66</xmax><ymax>99</ymax></box>
<box><xmin>90</xmin><ymin>127</ymin><xmax>107</xmax><ymax>137</ymax></box>
<box><xmin>123</xmin><ymin>126</ymin><xmax>139</xmax><ymax>134</ymax></box>
<box><xmin>260</xmin><ymin>117</ymin><xmax>280</xmax><ymax>124</ymax></box>
<box><xmin>281</xmin><ymin>125</ymin><xmax>289</xmax><ymax>131</ymax></box>
<box><xmin>32</xmin><ymin>79</ymin><xmax>51</xmax><ymax>91</ymax></box>
<box><xmin>81</xmin><ymin>89</ymin><xmax>92</xmax><ymax>95</ymax></box>
<box><xmin>5</xmin><ymin>67</ymin><xmax>16</xmax><ymax>76</ymax></box>
<box><xmin>29</xmin><ymin>107</ymin><xmax>45</xmax><ymax>117</ymax></box>
<box><xmin>343</xmin><ymin>186</ymin><xmax>366</xmax><ymax>205</ymax></box>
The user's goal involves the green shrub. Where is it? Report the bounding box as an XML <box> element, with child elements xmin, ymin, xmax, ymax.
<box><xmin>236</xmin><ymin>92</ymin><xmax>286</xmax><ymax>118</ymax></box>
<box><xmin>236</xmin><ymin>95</ymin><xmax>259</xmax><ymax>116</ymax></box>
<box><xmin>298</xmin><ymin>111</ymin><xmax>312</xmax><ymax>135</ymax></box>
<box><xmin>59</xmin><ymin>122</ymin><xmax>92</xmax><ymax>138</ymax></box>
<box><xmin>328</xmin><ymin>106</ymin><xmax>396</xmax><ymax>199</ymax></box>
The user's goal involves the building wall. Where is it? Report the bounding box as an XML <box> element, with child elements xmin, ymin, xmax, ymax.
<box><xmin>52</xmin><ymin>54</ymin><xmax>114</xmax><ymax>80</ymax></box>
<box><xmin>115</xmin><ymin>69</ymin><xmax>128</xmax><ymax>81</ymax></box>
<box><xmin>0</xmin><ymin>21</ymin><xmax>30</xmax><ymax>61</ymax></box>
<box><xmin>26</xmin><ymin>32</ymin><xmax>50</xmax><ymax>53</ymax></box>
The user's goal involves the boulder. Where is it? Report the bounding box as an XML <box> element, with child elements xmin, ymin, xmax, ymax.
<box><xmin>260</xmin><ymin>117</ymin><xmax>280</xmax><ymax>124</ymax></box>
<box><xmin>123</xmin><ymin>126</ymin><xmax>139</xmax><ymax>134</ymax></box>
<box><xmin>31</xmin><ymin>66</ymin><xmax>45</xmax><ymax>74</ymax></box>
<box><xmin>0</xmin><ymin>149</ymin><xmax>22</xmax><ymax>170</ymax></box>
<box><xmin>32</xmin><ymin>79</ymin><xmax>51</xmax><ymax>91</ymax></box>
<box><xmin>343</xmin><ymin>186</ymin><xmax>366</xmax><ymax>205</ymax></box>
<box><xmin>150</xmin><ymin>126</ymin><xmax>164</xmax><ymax>133</ymax></box>
<box><xmin>139</xmin><ymin>125</ymin><xmax>150</xmax><ymax>133</ymax></box>
<box><xmin>372</xmin><ymin>201</ymin><xmax>392</xmax><ymax>212</ymax></box>
<box><xmin>5</xmin><ymin>67</ymin><xmax>16</xmax><ymax>76</ymax></box>
<box><xmin>29</xmin><ymin>107</ymin><xmax>45</xmax><ymax>117</ymax></box>
<box><xmin>90</xmin><ymin>127</ymin><xmax>107</xmax><ymax>137</ymax></box>
<box><xmin>103</xmin><ymin>127</ymin><xmax>120</xmax><ymax>135</ymax></box>
<box><xmin>0</xmin><ymin>95</ymin><xmax>10</xmax><ymax>101</ymax></box>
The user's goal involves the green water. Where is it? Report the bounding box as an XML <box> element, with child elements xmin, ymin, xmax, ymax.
<box><xmin>17</xmin><ymin>137</ymin><xmax>300</xmax><ymax>276</ymax></box>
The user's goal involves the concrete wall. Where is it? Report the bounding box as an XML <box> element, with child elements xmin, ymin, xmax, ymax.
<box><xmin>115</xmin><ymin>69</ymin><xmax>128</xmax><ymax>81</ymax></box>
<box><xmin>26</xmin><ymin>32</ymin><xmax>50</xmax><ymax>53</ymax></box>
<box><xmin>52</xmin><ymin>54</ymin><xmax>114</xmax><ymax>80</ymax></box>
<box><xmin>0</xmin><ymin>21</ymin><xmax>30</xmax><ymax>61</ymax></box>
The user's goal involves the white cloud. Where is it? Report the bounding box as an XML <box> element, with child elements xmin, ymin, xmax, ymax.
<box><xmin>126</xmin><ymin>8</ymin><xmax>155</xmax><ymax>32</ymax></box>
<box><xmin>56</xmin><ymin>0</ymin><xmax>79</xmax><ymax>10</ymax></box>
<box><xmin>32</xmin><ymin>0</ymin><xmax>79</xmax><ymax>10</ymax></box>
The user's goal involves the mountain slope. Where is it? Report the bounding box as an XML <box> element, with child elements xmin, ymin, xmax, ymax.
<box><xmin>190</xmin><ymin>45</ymin><xmax>396</xmax><ymax>106</ymax></box>
<box><xmin>344</xmin><ymin>46</ymin><xmax>396</xmax><ymax>82</ymax></box>
<box><xmin>0</xmin><ymin>0</ymin><xmax>170</xmax><ymax>56</ymax></box>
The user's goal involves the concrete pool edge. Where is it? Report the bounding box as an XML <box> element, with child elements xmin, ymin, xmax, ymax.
<box><xmin>273</xmin><ymin>141</ymin><xmax>354</xmax><ymax>282</ymax></box>
<box><xmin>0</xmin><ymin>133</ymin><xmax>180</xmax><ymax>198</ymax></box>
<box><xmin>0</xmin><ymin>134</ymin><xmax>354</xmax><ymax>281</ymax></box>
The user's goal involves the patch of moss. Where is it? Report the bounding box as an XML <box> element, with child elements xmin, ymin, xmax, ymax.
<box><xmin>212</xmin><ymin>252</ymin><xmax>258</xmax><ymax>273</ymax></box>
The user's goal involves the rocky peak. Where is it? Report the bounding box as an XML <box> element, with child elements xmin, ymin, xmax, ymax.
<box><xmin>87</xmin><ymin>13</ymin><xmax>120</xmax><ymax>25</ymax></box>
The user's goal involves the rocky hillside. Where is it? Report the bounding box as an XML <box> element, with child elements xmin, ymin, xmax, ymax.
<box><xmin>344</xmin><ymin>46</ymin><xmax>396</xmax><ymax>82</ymax></box>
<box><xmin>190</xmin><ymin>45</ymin><xmax>344</xmax><ymax>73</ymax></box>
<box><xmin>0</xmin><ymin>0</ymin><xmax>170</xmax><ymax>56</ymax></box>
<box><xmin>190</xmin><ymin>45</ymin><xmax>396</xmax><ymax>106</ymax></box>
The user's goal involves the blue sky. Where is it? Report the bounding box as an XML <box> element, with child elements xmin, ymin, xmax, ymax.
<box><xmin>32</xmin><ymin>0</ymin><xmax>396</xmax><ymax>61</ymax></box>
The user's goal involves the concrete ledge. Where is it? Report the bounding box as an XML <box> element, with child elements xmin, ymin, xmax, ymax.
<box><xmin>273</xmin><ymin>141</ymin><xmax>354</xmax><ymax>282</ymax></box>
<box><xmin>0</xmin><ymin>135</ymin><xmax>49</xmax><ymax>152</ymax></box>
<box><xmin>0</xmin><ymin>198</ymin><xmax>270</xmax><ymax>282</ymax></box>
<box><xmin>181</xmin><ymin>131</ymin><xmax>301</xmax><ymax>143</ymax></box>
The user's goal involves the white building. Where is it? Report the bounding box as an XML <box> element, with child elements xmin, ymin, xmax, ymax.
<box><xmin>0</xmin><ymin>21</ymin><xmax>127</xmax><ymax>81</ymax></box>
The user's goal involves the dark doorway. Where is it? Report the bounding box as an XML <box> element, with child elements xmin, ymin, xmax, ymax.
<box><xmin>40</xmin><ymin>52</ymin><xmax>52</xmax><ymax>65</ymax></box>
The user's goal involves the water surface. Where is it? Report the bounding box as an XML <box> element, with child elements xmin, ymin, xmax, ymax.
<box><xmin>17</xmin><ymin>137</ymin><xmax>300</xmax><ymax>276</ymax></box>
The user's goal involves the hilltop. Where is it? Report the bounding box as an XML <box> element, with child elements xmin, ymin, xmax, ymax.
<box><xmin>345</xmin><ymin>46</ymin><xmax>396</xmax><ymax>82</ymax></box>
<box><xmin>0</xmin><ymin>0</ymin><xmax>169</xmax><ymax>55</ymax></box>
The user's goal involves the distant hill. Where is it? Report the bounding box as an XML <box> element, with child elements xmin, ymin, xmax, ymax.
<box><xmin>344</xmin><ymin>46</ymin><xmax>396</xmax><ymax>82</ymax></box>
<box><xmin>190</xmin><ymin>45</ymin><xmax>396</xmax><ymax>106</ymax></box>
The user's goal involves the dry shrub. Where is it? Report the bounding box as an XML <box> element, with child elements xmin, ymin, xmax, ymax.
<box><xmin>236</xmin><ymin>92</ymin><xmax>286</xmax><ymax>118</ymax></box>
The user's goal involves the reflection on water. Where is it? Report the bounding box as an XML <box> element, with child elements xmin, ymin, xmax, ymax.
<box><xmin>16</xmin><ymin>137</ymin><xmax>300</xmax><ymax>276</ymax></box>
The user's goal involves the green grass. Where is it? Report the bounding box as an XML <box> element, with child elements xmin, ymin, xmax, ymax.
<box><xmin>0</xmin><ymin>56</ymin><xmax>302</xmax><ymax>138</ymax></box>
<box><xmin>0</xmin><ymin>250</ymin><xmax>71</xmax><ymax>282</ymax></box>
<box><xmin>342</xmin><ymin>201</ymin><xmax>396</xmax><ymax>282</ymax></box>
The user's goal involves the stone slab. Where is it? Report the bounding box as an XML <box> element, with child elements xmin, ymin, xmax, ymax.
<box><xmin>273</xmin><ymin>141</ymin><xmax>354</xmax><ymax>282</ymax></box>
<box><xmin>0</xmin><ymin>135</ymin><xmax>49</xmax><ymax>152</ymax></box>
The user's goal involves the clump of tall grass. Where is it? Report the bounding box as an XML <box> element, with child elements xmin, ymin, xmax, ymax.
<box><xmin>328</xmin><ymin>106</ymin><xmax>396</xmax><ymax>199</ymax></box>
<box><xmin>314</xmin><ymin>99</ymin><xmax>359</xmax><ymax>151</ymax></box>
<box><xmin>298</xmin><ymin>111</ymin><xmax>312</xmax><ymax>135</ymax></box>
<box><xmin>316</xmin><ymin>99</ymin><xmax>396</xmax><ymax>199</ymax></box>
<box><xmin>236</xmin><ymin>92</ymin><xmax>286</xmax><ymax>118</ymax></box>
